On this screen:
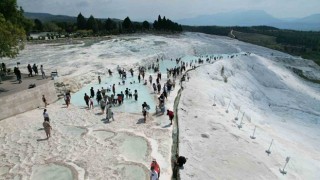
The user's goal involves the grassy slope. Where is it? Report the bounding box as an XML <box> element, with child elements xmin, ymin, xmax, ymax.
<box><xmin>232</xmin><ymin>31</ymin><xmax>283</xmax><ymax>51</ymax></box>
<box><xmin>231</xmin><ymin>30</ymin><xmax>320</xmax><ymax>84</ymax></box>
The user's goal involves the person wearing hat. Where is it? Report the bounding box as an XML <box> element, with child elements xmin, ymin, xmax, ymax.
<box><xmin>150</xmin><ymin>159</ymin><xmax>160</xmax><ymax>178</ymax></box>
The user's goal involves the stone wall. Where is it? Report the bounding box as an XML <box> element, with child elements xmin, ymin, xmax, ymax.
<box><xmin>0</xmin><ymin>81</ymin><xmax>57</xmax><ymax>120</ymax></box>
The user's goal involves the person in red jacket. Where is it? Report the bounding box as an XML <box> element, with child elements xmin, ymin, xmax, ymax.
<box><xmin>150</xmin><ymin>159</ymin><xmax>160</xmax><ymax>178</ymax></box>
<box><xmin>167</xmin><ymin>109</ymin><xmax>174</xmax><ymax>125</ymax></box>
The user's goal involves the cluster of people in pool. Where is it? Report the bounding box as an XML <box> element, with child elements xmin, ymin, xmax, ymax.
<box><xmin>40</xmin><ymin>53</ymin><xmax>249</xmax><ymax>135</ymax></box>
<box><xmin>80</xmin><ymin>56</ymin><xmax>200</xmax><ymax>126</ymax></box>
<box><xmin>40</xmin><ymin>54</ymin><xmax>248</xmax><ymax>178</ymax></box>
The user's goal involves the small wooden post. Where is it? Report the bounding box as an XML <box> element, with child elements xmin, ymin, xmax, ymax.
<box><xmin>280</xmin><ymin>157</ymin><xmax>290</xmax><ymax>175</ymax></box>
<box><xmin>226</xmin><ymin>99</ymin><xmax>231</xmax><ymax>113</ymax></box>
<box><xmin>212</xmin><ymin>96</ymin><xmax>216</xmax><ymax>106</ymax></box>
<box><xmin>265</xmin><ymin>139</ymin><xmax>273</xmax><ymax>155</ymax></box>
<box><xmin>250</xmin><ymin>126</ymin><xmax>256</xmax><ymax>139</ymax></box>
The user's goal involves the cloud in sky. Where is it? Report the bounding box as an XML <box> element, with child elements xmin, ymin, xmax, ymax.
<box><xmin>18</xmin><ymin>0</ymin><xmax>320</xmax><ymax>20</ymax></box>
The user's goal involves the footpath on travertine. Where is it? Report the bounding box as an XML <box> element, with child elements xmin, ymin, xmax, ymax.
<box><xmin>0</xmin><ymin>74</ymin><xmax>57</xmax><ymax>120</ymax></box>
<box><xmin>0</xmin><ymin>74</ymin><xmax>51</xmax><ymax>97</ymax></box>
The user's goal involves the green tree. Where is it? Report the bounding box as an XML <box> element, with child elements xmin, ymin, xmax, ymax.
<box><xmin>0</xmin><ymin>0</ymin><xmax>28</xmax><ymax>58</ymax></box>
<box><xmin>162</xmin><ymin>16</ymin><xmax>167</xmax><ymax>29</ymax></box>
<box><xmin>86</xmin><ymin>15</ymin><xmax>98</xmax><ymax>33</ymax></box>
<box><xmin>55</xmin><ymin>21</ymin><xmax>76</xmax><ymax>33</ymax></box>
<box><xmin>43</xmin><ymin>22</ymin><xmax>61</xmax><ymax>32</ymax></box>
<box><xmin>153</xmin><ymin>20</ymin><xmax>158</xmax><ymax>30</ymax></box>
<box><xmin>118</xmin><ymin>22</ymin><xmax>123</xmax><ymax>34</ymax></box>
<box><xmin>77</xmin><ymin>13</ymin><xmax>86</xmax><ymax>30</ymax></box>
<box><xmin>105</xmin><ymin>18</ymin><xmax>116</xmax><ymax>32</ymax></box>
<box><xmin>34</xmin><ymin>19</ymin><xmax>43</xmax><ymax>31</ymax></box>
<box><xmin>122</xmin><ymin>16</ymin><xmax>133</xmax><ymax>32</ymax></box>
<box><xmin>157</xmin><ymin>15</ymin><xmax>162</xmax><ymax>30</ymax></box>
<box><xmin>96</xmin><ymin>19</ymin><xmax>104</xmax><ymax>32</ymax></box>
<box><xmin>142</xmin><ymin>21</ymin><xmax>150</xmax><ymax>30</ymax></box>
<box><xmin>153</xmin><ymin>15</ymin><xmax>182</xmax><ymax>32</ymax></box>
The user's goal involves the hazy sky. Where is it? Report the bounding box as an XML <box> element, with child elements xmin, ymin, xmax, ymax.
<box><xmin>17</xmin><ymin>0</ymin><xmax>320</xmax><ymax>20</ymax></box>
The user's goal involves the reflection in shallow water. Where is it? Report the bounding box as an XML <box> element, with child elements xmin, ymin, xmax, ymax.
<box><xmin>31</xmin><ymin>163</ymin><xmax>74</xmax><ymax>180</ymax></box>
<box><xmin>115</xmin><ymin>133</ymin><xmax>149</xmax><ymax>162</ymax></box>
<box><xmin>91</xmin><ymin>130</ymin><xmax>116</xmax><ymax>141</ymax></box>
<box><xmin>116</xmin><ymin>164</ymin><xmax>147</xmax><ymax>180</ymax></box>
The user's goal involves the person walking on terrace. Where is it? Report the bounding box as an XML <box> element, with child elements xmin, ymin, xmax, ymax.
<box><xmin>43</xmin><ymin>109</ymin><xmax>49</xmax><ymax>121</ymax></box>
<box><xmin>27</xmin><ymin>64</ymin><xmax>33</xmax><ymax>77</ymax></box>
<box><xmin>167</xmin><ymin>109</ymin><xmax>174</xmax><ymax>125</ymax></box>
<box><xmin>40</xmin><ymin>65</ymin><xmax>46</xmax><ymax>79</ymax></box>
<box><xmin>43</xmin><ymin>119</ymin><xmax>52</xmax><ymax>139</ymax></box>
<box><xmin>42</xmin><ymin>95</ymin><xmax>48</xmax><ymax>108</ymax></box>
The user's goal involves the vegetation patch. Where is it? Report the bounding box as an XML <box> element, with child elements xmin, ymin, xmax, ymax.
<box><xmin>183</xmin><ymin>25</ymin><xmax>320</xmax><ymax>66</ymax></box>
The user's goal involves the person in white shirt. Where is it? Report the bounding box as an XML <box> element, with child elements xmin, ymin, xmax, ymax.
<box><xmin>150</xmin><ymin>166</ymin><xmax>159</xmax><ymax>180</ymax></box>
<box><xmin>40</xmin><ymin>65</ymin><xmax>46</xmax><ymax>79</ymax></box>
<box><xmin>43</xmin><ymin>109</ymin><xmax>49</xmax><ymax>121</ymax></box>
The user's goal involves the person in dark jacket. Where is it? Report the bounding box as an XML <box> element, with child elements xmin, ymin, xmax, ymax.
<box><xmin>84</xmin><ymin>93</ymin><xmax>90</xmax><ymax>108</ymax></box>
<box><xmin>90</xmin><ymin>87</ymin><xmax>95</xmax><ymax>98</ymax></box>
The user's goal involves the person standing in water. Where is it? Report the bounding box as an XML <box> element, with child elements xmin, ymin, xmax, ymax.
<box><xmin>112</xmin><ymin>84</ymin><xmax>116</xmax><ymax>95</ymax></box>
<box><xmin>43</xmin><ymin>119</ymin><xmax>52</xmax><ymax>139</ymax></box>
<box><xmin>130</xmin><ymin>68</ymin><xmax>134</xmax><ymax>77</ymax></box>
<box><xmin>134</xmin><ymin>90</ymin><xmax>138</xmax><ymax>101</ymax></box>
<box><xmin>84</xmin><ymin>93</ymin><xmax>90</xmax><ymax>108</ymax></box>
<box><xmin>100</xmin><ymin>99</ymin><xmax>106</xmax><ymax>113</ymax></box>
<box><xmin>125</xmin><ymin>88</ymin><xmax>129</xmax><ymax>99</ymax></box>
<box><xmin>89</xmin><ymin>96</ymin><xmax>94</xmax><ymax>109</ymax></box>
<box><xmin>149</xmin><ymin>75</ymin><xmax>152</xmax><ymax>85</ymax></box>
<box><xmin>153</xmin><ymin>83</ymin><xmax>157</xmax><ymax>93</ymax></box>
<box><xmin>98</xmin><ymin>76</ymin><xmax>101</xmax><ymax>84</ymax></box>
<box><xmin>90</xmin><ymin>87</ymin><xmax>95</xmax><ymax>98</ymax></box>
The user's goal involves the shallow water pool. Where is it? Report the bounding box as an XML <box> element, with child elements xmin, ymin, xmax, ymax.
<box><xmin>30</xmin><ymin>163</ymin><xmax>74</xmax><ymax>180</ymax></box>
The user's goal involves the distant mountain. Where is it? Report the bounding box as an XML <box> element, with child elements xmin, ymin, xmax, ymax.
<box><xmin>177</xmin><ymin>10</ymin><xmax>320</xmax><ymax>31</ymax></box>
<box><xmin>24</xmin><ymin>12</ymin><xmax>77</xmax><ymax>22</ymax></box>
<box><xmin>274</xmin><ymin>14</ymin><xmax>320</xmax><ymax>30</ymax></box>
<box><xmin>178</xmin><ymin>10</ymin><xmax>281</xmax><ymax>27</ymax></box>
<box><xmin>298</xmin><ymin>14</ymin><xmax>320</xmax><ymax>23</ymax></box>
<box><xmin>24</xmin><ymin>12</ymin><xmax>122</xmax><ymax>23</ymax></box>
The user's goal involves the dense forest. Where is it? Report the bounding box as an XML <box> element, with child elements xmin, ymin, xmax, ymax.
<box><xmin>183</xmin><ymin>25</ymin><xmax>320</xmax><ymax>65</ymax></box>
<box><xmin>29</xmin><ymin>13</ymin><xmax>182</xmax><ymax>38</ymax></box>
